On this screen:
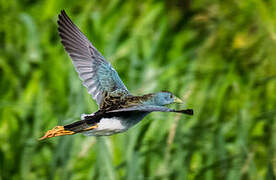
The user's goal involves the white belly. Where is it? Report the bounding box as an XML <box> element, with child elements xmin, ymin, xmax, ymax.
<box><xmin>82</xmin><ymin>112</ymin><xmax>148</xmax><ymax>136</ymax></box>
<box><xmin>82</xmin><ymin>117</ymin><xmax>128</xmax><ymax>136</ymax></box>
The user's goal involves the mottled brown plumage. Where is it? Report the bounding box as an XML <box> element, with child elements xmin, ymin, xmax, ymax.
<box><xmin>100</xmin><ymin>93</ymin><xmax>154</xmax><ymax>111</ymax></box>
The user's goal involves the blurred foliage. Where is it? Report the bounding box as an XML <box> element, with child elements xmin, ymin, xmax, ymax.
<box><xmin>0</xmin><ymin>0</ymin><xmax>276</xmax><ymax>179</ymax></box>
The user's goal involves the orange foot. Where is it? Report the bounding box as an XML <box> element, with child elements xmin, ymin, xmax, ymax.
<box><xmin>39</xmin><ymin>126</ymin><xmax>75</xmax><ymax>140</ymax></box>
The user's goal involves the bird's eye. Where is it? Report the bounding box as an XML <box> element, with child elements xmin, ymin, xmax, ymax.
<box><xmin>170</xmin><ymin>94</ymin><xmax>173</xmax><ymax>98</ymax></box>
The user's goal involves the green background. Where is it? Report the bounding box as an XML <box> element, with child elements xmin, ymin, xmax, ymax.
<box><xmin>1</xmin><ymin>0</ymin><xmax>276</xmax><ymax>179</ymax></box>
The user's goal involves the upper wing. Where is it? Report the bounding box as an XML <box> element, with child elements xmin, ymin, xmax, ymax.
<box><xmin>106</xmin><ymin>105</ymin><xmax>194</xmax><ymax>115</ymax></box>
<box><xmin>57</xmin><ymin>10</ymin><xmax>129</xmax><ymax>107</ymax></box>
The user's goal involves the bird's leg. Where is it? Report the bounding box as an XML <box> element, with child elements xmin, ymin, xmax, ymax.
<box><xmin>39</xmin><ymin>126</ymin><xmax>75</xmax><ymax>140</ymax></box>
<box><xmin>82</xmin><ymin>124</ymin><xmax>99</xmax><ymax>131</ymax></box>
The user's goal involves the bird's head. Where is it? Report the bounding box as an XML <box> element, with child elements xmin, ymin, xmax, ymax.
<box><xmin>148</xmin><ymin>91</ymin><xmax>183</xmax><ymax>106</ymax></box>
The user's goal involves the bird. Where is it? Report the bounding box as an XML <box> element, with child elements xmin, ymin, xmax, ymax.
<box><xmin>39</xmin><ymin>10</ymin><xmax>193</xmax><ymax>140</ymax></box>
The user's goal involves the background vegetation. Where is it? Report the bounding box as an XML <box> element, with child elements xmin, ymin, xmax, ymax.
<box><xmin>1</xmin><ymin>0</ymin><xmax>276</xmax><ymax>179</ymax></box>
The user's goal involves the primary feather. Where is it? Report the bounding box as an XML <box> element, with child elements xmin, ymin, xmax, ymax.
<box><xmin>58</xmin><ymin>10</ymin><xmax>129</xmax><ymax>108</ymax></box>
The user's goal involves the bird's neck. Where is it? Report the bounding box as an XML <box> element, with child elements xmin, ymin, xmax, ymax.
<box><xmin>140</xmin><ymin>93</ymin><xmax>159</xmax><ymax>105</ymax></box>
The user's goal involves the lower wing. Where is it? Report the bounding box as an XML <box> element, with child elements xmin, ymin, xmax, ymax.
<box><xmin>106</xmin><ymin>105</ymin><xmax>193</xmax><ymax>115</ymax></box>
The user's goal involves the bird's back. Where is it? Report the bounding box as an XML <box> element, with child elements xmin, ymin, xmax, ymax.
<box><xmin>100</xmin><ymin>93</ymin><xmax>154</xmax><ymax>111</ymax></box>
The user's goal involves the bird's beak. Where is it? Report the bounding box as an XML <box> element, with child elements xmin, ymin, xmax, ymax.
<box><xmin>174</xmin><ymin>97</ymin><xmax>184</xmax><ymax>103</ymax></box>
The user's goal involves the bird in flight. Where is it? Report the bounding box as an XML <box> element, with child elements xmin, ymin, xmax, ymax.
<box><xmin>39</xmin><ymin>10</ymin><xmax>193</xmax><ymax>140</ymax></box>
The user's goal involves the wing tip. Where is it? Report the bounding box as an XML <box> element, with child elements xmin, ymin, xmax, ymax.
<box><xmin>59</xmin><ymin>9</ymin><xmax>67</xmax><ymax>18</ymax></box>
<box><xmin>57</xmin><ymin>9</ymin><xmax>71</xmax><ymax>27</ymax></box>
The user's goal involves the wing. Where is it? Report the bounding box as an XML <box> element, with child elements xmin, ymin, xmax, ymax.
<box><xmin>57</xmin><ymin>10</ymin><xmax>129</xmax><ymax>107</ymax></box>
<box><xmin>106</xmin><ymin>105</ymin><xmax>194</xmax><ymax>115</ymax></box>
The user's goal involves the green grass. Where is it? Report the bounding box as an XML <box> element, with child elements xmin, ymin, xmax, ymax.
<box><xmin>0</xmin><ymin>0</ymin><xmax>276</xmax><ymax>179</ymax></box>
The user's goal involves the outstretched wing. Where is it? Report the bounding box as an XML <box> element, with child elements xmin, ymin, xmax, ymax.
<box><xmin>106</xmin><ymin>105</ymin><xmax>194</xmax><ymax>115</ymax></box>
<box><xmin>57</xmin><ymin>10</ymin><xmax>129</xmax><ymax>107</ymax></box>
